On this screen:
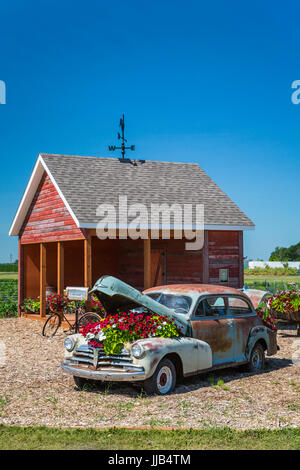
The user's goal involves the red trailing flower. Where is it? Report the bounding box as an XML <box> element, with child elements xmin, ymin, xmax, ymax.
<box><xmin>47</xmin><ymin>293</ymin><xmax>70</xmax><ymax>312</ymax></box>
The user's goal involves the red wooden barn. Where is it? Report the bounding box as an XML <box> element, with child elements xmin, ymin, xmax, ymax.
<box><xmin>9</xmin><ymin>153</ymin><xmax>254</xmax><ymax>320</ymax></box>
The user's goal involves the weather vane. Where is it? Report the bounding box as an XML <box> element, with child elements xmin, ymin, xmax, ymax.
<box><xmin>108</xmin><ymin>114</ymin><xmax>135</xmax><ymax>159</ymax></box>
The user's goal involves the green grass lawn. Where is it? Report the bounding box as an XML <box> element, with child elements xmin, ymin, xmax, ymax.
<box><xmin>0</xmin><ymin>425</ymin><xmax>299</xmax><ymax>450</ymax></box>
<box><xmin>0</xmin><ymin>272</ymin><xmax>18</xmax><ymax>280</ymax></box>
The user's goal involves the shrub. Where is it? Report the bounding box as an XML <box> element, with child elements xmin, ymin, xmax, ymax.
<box><xmin>0</xmin><ymin>299</ymin><xmax>18</xmax><ymax>318</ymax></box>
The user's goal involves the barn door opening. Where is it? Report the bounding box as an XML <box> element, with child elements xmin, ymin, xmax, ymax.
<box><xmin>151</xmin><ymin>248</ymin><xmax>166</xmax><ymax>287</ymax></box>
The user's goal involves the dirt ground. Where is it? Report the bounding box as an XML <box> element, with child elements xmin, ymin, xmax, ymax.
<box><xmin>0</xmin><ymin>318</ymin><xmax>299</xmax><ymax>430</ymax></box>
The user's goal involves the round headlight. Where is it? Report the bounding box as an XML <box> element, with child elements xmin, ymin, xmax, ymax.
<box><xmin>131</xmin><ymin>343</ymin><xmax>145</xmax><ymax>359</ymax></box>
<box><xmin>64</xmin><ymin>336</ymin><xmax>76</xmax><ymax>352</ymax></box>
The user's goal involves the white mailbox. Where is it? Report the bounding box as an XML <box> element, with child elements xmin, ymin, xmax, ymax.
<box><xmin>66</xmin><ymin>286</ymin><xmax>89</xmax><ymax>301</ymax></box>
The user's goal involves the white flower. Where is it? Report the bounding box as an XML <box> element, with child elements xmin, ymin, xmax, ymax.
<box><xmin>157</xmin><ymin>325</ymin><xmax>162</xmax><ymax>329</ymax></box>
<box><xmin>96</xmin><ymin>332</ymin><xmax>106</xmax><ymax>341</ymax></box>
<box><xmin>112</xmin><ymin>324</ymin><xmax>117</xmax><ymax>328</ymax></box>
<box><xmin>162</xmin><ymin>322</ymin><xmax>167</xmax><ymax>325</ymax></box>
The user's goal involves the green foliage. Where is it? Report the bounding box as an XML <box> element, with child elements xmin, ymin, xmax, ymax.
<box><xmin>268</xmin><ymin>291</ymin><xmax>300</xmax><ymax>314</ymax></box>
<box><xmin>0</xmin><ymin>299</ymin><xmax>18</xmax><ymax>317</ymax></box>
<box><xmin>81</xmin><ymin>312</ymin><xmax>180</xmax><ymax>356</ymax></box>
<box><xmin>23</xmin><ymin>298</ymin><xmax>40</xmax><ymax>313</ymax></box>
<box><xmin>103</xmin><ymin>315</ymin><xmax>179</xmax><ymax>356</ymax></box>
<box><xmin>269</xmin><ymin>242</ymin><xmax>300</xmax><ymax>261</ymax></box>
<box><xmin>0</xmin><ymin>279</ymin><xmax>18</xmax><ymax>318</ymax></box>
<box><xmin>103</xmin><ymin>325</ymin><xmax>134</xmax><ymax>355</ymax></box>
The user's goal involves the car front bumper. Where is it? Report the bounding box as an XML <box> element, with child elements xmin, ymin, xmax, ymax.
<box><xmin>61</xmin><ymin>362</ymin><xmax>146</xmax><ymax>382</ymax></box>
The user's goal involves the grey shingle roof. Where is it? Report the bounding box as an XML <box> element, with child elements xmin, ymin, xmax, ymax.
<box><xmin>41</xmin><ymin>153</ymin><xmax>254</xmax><ymax>228</ymax></box>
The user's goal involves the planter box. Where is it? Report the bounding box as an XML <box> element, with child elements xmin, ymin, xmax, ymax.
<box><xmin>271</xmin><ymin>308</ymin><xmax>300</xmax><ymax>323</ymax></box>
<box><xmin>290</xmin><ymin>311</ymin><xmax>300</xmax><ymax>323</ymax></box>
<box><xmin>271</xmin><ymin>309</ymin><xmax>291</xmax><ymax>321</ymax></box>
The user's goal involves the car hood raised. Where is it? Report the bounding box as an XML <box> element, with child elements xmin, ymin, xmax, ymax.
<box><xmin>89</xmin><ymin>275</ymin><xmax>190</xmax><ymax>334</ymax></box>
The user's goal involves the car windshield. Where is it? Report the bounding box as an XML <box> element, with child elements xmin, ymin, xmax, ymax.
<box><xmin>146</xmin><ymin>292</ymin><xmax>192</xmax><ymax>314</ymax></box>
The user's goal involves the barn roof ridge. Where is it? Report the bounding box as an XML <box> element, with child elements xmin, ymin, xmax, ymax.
<box><xmin>39</xmin><ymin>152</ymin><xmax>200</xmax><ymax>166</ymax></box>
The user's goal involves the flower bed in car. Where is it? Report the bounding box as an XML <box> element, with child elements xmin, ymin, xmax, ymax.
<box><xmin>267</xmin><ymin>290</ymin><xmax>300</xmax><ymax>322</ymax></box>
<box><xmin>257</xmin><ymin>289</ymin><xmax>300</xmax><ymax>328</ymax></box>
<box><xmin>256</xmin><ymin>304</ymin><xmax>277</xmax><ymax>330</ymax></box>
<box><xmin>80</xmin><ymin>312</ymin><xmax>181</xmax><ymax>355</ymax></box>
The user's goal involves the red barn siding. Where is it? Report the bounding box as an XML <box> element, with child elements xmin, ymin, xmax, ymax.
<box><xmin>165</xmin><ymin>239</ymin><xmax>203</xmax><ymax>285</ymax></box>
<box><xmin>114</xmin><ymin>238</ymin><xmax>204</xmax><ymax>290</ymax></box>
<box><xmin>208</xmin><ymin>230</ymin><xmax>240</xmax><ymax>287</ymax></box>
<box><xmin>23</xmin><ymin>243</ymin><xmax>40</xmax><ymax>299</ymax></box>
<box><xmin>118</xmin><ymin>239</ymin><xmax>144</xmax><ymax>290</ymax></box>
<box><xmin>20</xmin><ymin>172</ymin><xmax>85</xmax><ymax>243</ymax></box>
<box><xmin>92</xmin><ymin>237</ymin><xmax>119</xmax><ymax>285</ymax></box>
<box><xmin>89</xmin><ymin>234</ymin><xmax>242</xmax><ymax>291</ymax></box>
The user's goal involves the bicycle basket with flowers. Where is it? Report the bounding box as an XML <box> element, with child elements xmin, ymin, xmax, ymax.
<box><xmin>47</xmin><ymin>293</ymin><xmax>70</xmax><ymax>313</ymax></box>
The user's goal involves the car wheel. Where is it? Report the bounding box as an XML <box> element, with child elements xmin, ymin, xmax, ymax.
<box><xmin>143</xmin><ymin>358</ymin><xmax>176</xmax><ymax>395</ymax></box>
<box><xmin>248</xmin><ymin>343</ymin><xmax>265</xmax><ymax>372</ymax></box>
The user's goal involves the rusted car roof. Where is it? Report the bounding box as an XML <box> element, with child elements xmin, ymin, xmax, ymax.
<box><xmin>144</xmin><ymin>284</ymin><xmax>249</xmax><ymax>298</ymax></box>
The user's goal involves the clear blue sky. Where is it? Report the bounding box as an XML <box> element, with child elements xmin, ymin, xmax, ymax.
<box><xmin>1</xmin><ymin>0</ymin><xmax>299</xmax><ymax>263</ymax></box>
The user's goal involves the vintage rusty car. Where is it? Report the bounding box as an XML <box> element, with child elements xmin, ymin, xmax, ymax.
<box><xmin>61</xmin><ymin>276</ymin><xmax>278</xmax><ymax>395</ymax></box>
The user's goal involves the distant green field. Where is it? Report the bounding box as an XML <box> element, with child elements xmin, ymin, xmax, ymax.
<box><xmin>0</xmin><ymin>272</ymin><xmax>18</xmax><ymax>280</ymax></box>
<box><xmin>245</xmin><ymin>274</ymin><xmax>300</xmax><ymax>282</ymax></box>
<box><xmin>244</xmin><ymin>274</ymin><xmax>300</xmax><ymax>292</ymax></box>
<box><xmin>1</xmin><ymin>273</ymin><xmax>299</xmax><ymax>287</ymax></box>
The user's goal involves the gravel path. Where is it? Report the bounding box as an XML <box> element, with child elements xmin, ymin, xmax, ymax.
<box><xmin>0</xmin><ymin>318</ymin><xmax>299</xmax><ymax>429</ymax></box>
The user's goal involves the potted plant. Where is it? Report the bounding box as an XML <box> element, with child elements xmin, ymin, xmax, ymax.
<box><xmin>22</xmin><ymin>298</ymin><xmax>41</xmax><ymax>314</ymax></box>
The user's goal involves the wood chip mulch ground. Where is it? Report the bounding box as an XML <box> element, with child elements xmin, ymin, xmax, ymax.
<box><xmin>0</xmin><ymin>318</ymin><xmax>299</xmax><ymax>429</ymax></box>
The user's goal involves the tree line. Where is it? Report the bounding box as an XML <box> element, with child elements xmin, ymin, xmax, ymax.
<box><xmin>269</xmin><ymin>242</ymin><xmax>300</xmax><ymax>261</ymax></box>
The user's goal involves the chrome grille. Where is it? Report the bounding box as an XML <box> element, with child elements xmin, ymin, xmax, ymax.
<box><xmin>71</xmin><ymin>344</ymin><xmax>142</xmax><ymax>371</ymax></box>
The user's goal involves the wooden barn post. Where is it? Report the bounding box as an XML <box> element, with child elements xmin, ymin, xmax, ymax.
<box><xmin>40</xmin><ymin>243</ymin><xmax>46</xmax><ymax>317</ymax></box>
<box><xmin>84</xmin><ymin>231</ymin><xmax>92</xmax><ymax>309</ymax></box>
<box><xmin>144</xmin><ymin>235</ymin><xmax>151</xmax><ymax>289</ymax></box>
<box><xmin>238</xmin><ymin>231</ymin><xmax>244</xmax><ymax>288</ymax></box>
<box><xmin>202</xmin><ymin>230</ymin><xmax>209</xmax><ymax>284</ymax></box>
<box><xmin>18</xmin><ymin>239</ymin><xmax>24</xmax><ymax>316</ymax></box>
<box><xmin>57</xmin><ymin>241</ymin><xmax>64</xmax><ymax>295</ymax></box>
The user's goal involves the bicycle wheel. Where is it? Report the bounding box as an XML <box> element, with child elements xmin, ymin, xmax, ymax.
<box><xmin>78</xmin><ymin>312</ymin><xmax>101</xmax><ymax>329</ymax></box>
<box><xmin>42</xmin><ymin>313</ymin><xmax>61</xmax><ymax>337</ymax></box>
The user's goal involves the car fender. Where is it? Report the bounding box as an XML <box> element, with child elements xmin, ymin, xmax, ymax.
<box><xmin>131</xmin><ymin>336</ymin><xmax>212</xmax><ymax>379</ymax></box>
<box><xmin>246</xmin><ymin>325</ymin><xmax>277</xmax><ymax>358</ymax></box>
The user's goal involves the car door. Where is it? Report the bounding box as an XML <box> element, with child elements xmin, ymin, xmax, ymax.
<box><xmin>226</xmin><ymin>295</ymin><xmax>259</xmax><ymax>362</ymax></box>
<box><xmin>191</xmin><ymin>295</ymin><xmax>236</xmax><ymax>366</ymax></box>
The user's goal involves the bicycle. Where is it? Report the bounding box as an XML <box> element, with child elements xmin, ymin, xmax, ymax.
<box><xmin>42</xmin><ymin>301</ymin><xmax>102</xmax><ymax>337</ymax></box>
